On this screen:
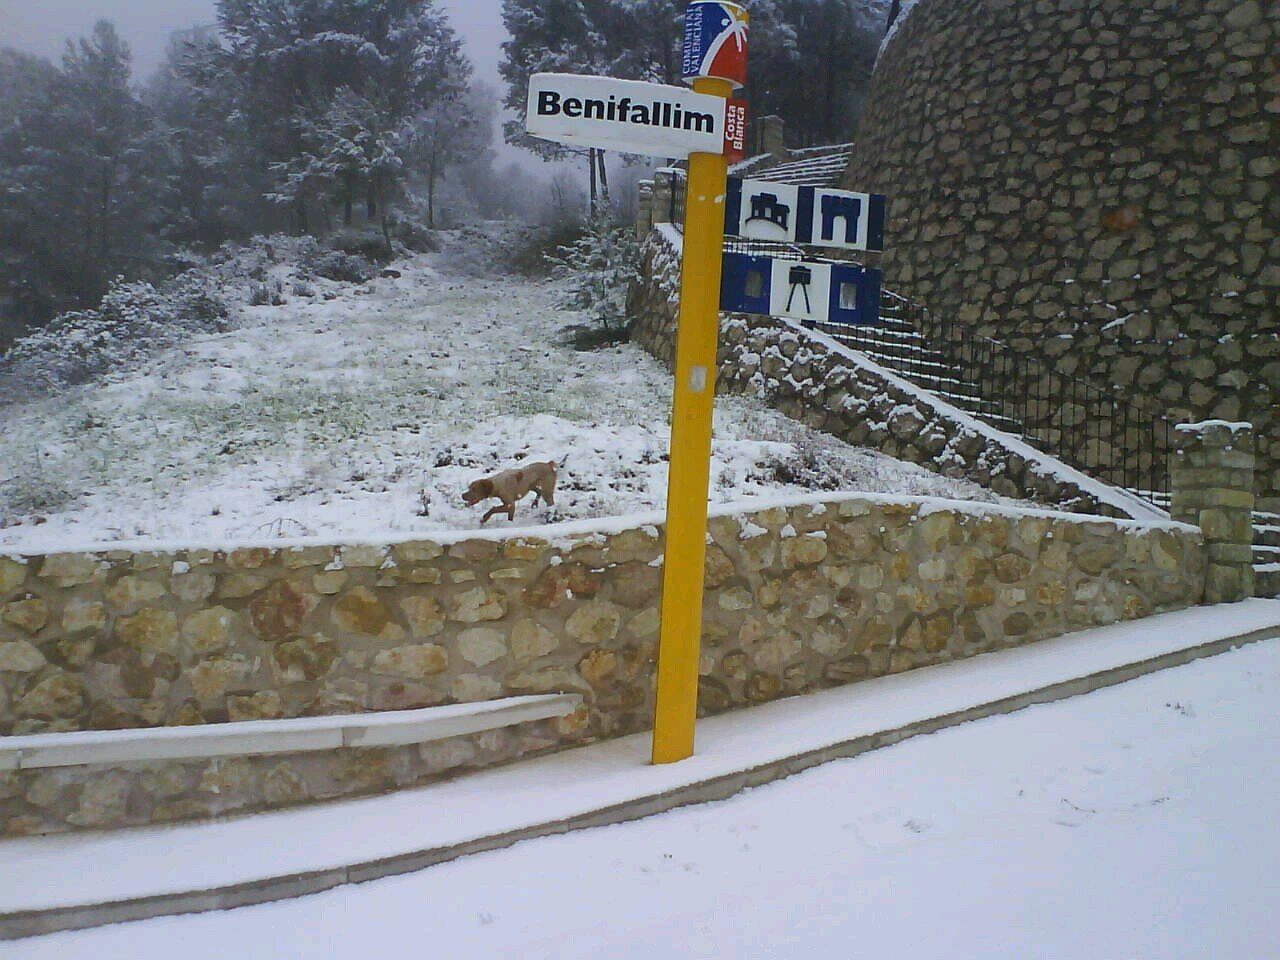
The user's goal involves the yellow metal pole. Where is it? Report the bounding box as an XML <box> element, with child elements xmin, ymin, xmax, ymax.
<box><xmin>651</xmin><ymin>76</ymin><xmax>733</xmax><ymax>765</ymax></box>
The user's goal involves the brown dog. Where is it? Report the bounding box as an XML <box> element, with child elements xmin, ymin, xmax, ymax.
<box><xmin>462</xmin><ymin>461</ymin><xmax>557</xmax><ymax>523</ymax></box>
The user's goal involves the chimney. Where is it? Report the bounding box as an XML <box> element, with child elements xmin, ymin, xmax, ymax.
<box><xmin>757</xmin><ymin>115</ymin><xmax>785</xmax><ymax>159</ymax></box>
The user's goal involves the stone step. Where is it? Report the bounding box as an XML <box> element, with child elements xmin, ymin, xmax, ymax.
<box><xmin>1253</xmin><ymin>566</ymin><xmax>1280</xmax><ymax>599</ymax></box>
<box><xmin>1252</xmin><ymin>544</ymin><xmax>1280</xmax><ymax>565</ymax></box>
<box><xmin>1253</xmin><ymin>523</ymin><xmax>1280</xmax><ymax>549</ymax></box>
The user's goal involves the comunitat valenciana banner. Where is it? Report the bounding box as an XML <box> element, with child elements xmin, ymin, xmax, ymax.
<box><xmin>526</xmin><ymin>73</ymin><xmax>727</xmax><ymax>157</ymax></box>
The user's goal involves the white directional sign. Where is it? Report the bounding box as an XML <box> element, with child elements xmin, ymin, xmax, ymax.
<box><xmin>527</xmin><ymin>73</ymin><xmax>728</xmax><ymax>157</ymax></box>
<box><xmin>725</xmin><ymin>177</ymin><xmax>887</xmax><ymax>252</ymax></box>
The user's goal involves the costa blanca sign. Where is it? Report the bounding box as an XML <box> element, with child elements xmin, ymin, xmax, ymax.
<box><xmin>526</xmin><ymin>73</ymin><xmax>728</xmax><ymax>157</ymax></box>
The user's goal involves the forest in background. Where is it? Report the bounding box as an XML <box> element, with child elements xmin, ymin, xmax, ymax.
<box><xmin>0</xmin><ymin>0</ymin><xmax>888</xmax><ymax>350</ymax></box>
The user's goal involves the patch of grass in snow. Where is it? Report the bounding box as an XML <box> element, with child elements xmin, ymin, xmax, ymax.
<box><xmin>562</xmin><ymin>323</ymin><xmax>631</xmax><ymax>351</ymax></box>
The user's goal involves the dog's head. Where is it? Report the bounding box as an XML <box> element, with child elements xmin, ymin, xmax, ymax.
<box><xmin>461</xmin><ymin>478</ymin><xmax>494</xmax><ymax>507</ymax></box>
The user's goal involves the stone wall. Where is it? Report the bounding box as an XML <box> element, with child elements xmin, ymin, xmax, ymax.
<box><xmin>843</xmin><ymin>0</ymin><xmax>1280</xmax><ymax>506</ymax></box>
<box><xmin>628</xmin><ymin>228</ymin><xmax>1150</xmax><ymax>518</ymax></box>
<box><xmin>1171</xmin><ymin>420</ymin><xmax>1255</xmax><ymax>602</ymax></box>
<box><xmin>1</xmin><ymin>490</ymin><xmax>1202</xmax><ymax>835</ymax></box>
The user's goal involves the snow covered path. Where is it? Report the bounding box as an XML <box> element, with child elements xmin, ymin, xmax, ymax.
<box><xmin>0</xmin><ymin>228</ymin><xmax>1011</xmax><ymax>554</ymax></box>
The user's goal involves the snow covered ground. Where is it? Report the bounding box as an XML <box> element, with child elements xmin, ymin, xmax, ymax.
<box><xmin>0</xmin><ymin>224</ymin><xmax>1018</xmax><ymax>555</ymax></box>
<box><xmin>7</xmin><ymin>633</ymin><xmax>1276</xmax><ymax>958</ymax></box>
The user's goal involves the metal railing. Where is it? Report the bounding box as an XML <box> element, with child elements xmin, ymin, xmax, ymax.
<box><xmin>859</xmin><ymin>291</ymin><xmax>1175</xmax><ymax>510</ymax></box>
<box><xmin>666</xmin><ymin>168</ymin><xmax>686</xmax><ymax>224</ymax></box>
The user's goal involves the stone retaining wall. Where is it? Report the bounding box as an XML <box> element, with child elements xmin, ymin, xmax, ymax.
<box><xmin>1172</xmin><ymin>420</ymin><xmax>1255</xmax><ymax>602</ymax></box>
<box><xmin>1</xmin><ymin>491</ymin><xmax>1202</xmax><ymax>835</ymax></box>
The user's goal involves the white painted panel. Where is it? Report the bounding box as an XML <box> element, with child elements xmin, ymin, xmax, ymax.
<box><xmin>807</xmin><ymin>187</ymin><xmax>873</xmax><ymax>251</ymax></box>
<box><xmin>736</xmin><ymin>180</ymin><xmax>800</xmax><ymax>242</ymax></box>
<box><xmin>768</xmin><ymin>259</ymin><xmax>831</xmax><ymax>324</ymax></box>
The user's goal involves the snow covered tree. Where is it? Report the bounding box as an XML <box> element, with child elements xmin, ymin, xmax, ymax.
<box><xmin>402</xmin><ymin>72</ymin><xmax>492</xmax><ymax>227</ymax></box>
<box><xmin>499</xmin><ymin>0</ymin><xmax>795</xmax><ymax>211</ymax></box>
<box><xmin>145</xmin><ymin>26</ymin><xmax>269</xmax><ymax>247</ymax></box>
<box><xmin>0</xmin><ymin>24</ymin><xmax>166</xmax><ymax>341</ymax></box>
<box><xmin>59</xmin><ymin>21</ymin><xmax>150</xmax><ymax>272</ymax></box>
<box><xmin>546</xmin><ymin>210</ymin><xmax>640</xmax><ymax>339</ymax></box>
<box><xmin>500</xmin><ymin>0</ymin><xmax>880</xmax><ymax>161</ymax></box>
<box><xmin>211</xmin><ymin>0</ymin><xmax>470</xmax><ymax>234</ymax></box>
<box><xmin>0</xmin><ymin>49</ymin><xmax>65</xmax><ymax>343</ymax></box>
<box><xmin>759</xmin><ymin>0</ymin><xmax>884</xmax><ymax>145</ymax></box>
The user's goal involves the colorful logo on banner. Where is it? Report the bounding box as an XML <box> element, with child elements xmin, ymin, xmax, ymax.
<box><xmin>682</xmin><ymin>1</ymin><xmax>749</xmax><ymax>88</ymax></box>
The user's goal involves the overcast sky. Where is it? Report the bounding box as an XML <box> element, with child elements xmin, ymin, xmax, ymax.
<box><xmin>0</xmin><ymin>0</ymin><xmax>551</xmax><ymax>169</ymax></box>
<box><xmin>0</xmin><ymin>0</ymin><xmax>505</xmax><ymax>83</ymax></box>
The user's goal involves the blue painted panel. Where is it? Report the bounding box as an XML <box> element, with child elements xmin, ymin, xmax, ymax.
<box><xmin>720</xmin><ymin>252</ymin><xmax>773</xmax><ymax>315</ymax></box>
<box><xmin>867</xmin><ymin>194</ymin><xmax>888</xmax><ymax>253</ymax></box>
<box><xmin>827</xmin><ymin>264</ymin><xmax>882</xmax><ymax>326</ymax></box>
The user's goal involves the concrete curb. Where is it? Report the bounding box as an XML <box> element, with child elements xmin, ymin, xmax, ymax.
<box><xmin>3</xmin><ymin>623</ymin><xmax>1276</xmax><ymax>941</ymax></box>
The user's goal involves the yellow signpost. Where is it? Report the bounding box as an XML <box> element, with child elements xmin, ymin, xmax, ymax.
<box><xmin>651</xmin><ymin>0</ymin><xmax>748</xmax><ymax>763</ymax></box>
<box><xmin>527</xmin><ymin>1</ymin><xmax>747</xmax><ymax>765</ymax></box>
<box><xmin>650</xmin><ymin>79</ymin><xmax>733</xmax><ymax>764</ymax></box>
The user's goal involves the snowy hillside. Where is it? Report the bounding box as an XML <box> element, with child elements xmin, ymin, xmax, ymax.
<box><xmin>0</xmin><ymin>225</ymin><xmax>1021</xmax><ymax>554</ymax></box>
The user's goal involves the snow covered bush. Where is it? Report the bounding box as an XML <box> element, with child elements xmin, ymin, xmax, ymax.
<box><xmin>0</xmin><ymin>272</ymin><xmax>229</xmax><ymax>403</ymax></box>
<box><xmin>546</xmin><ymin>213</ymin><xmax>640</xmax><ymax>346</ymax></box>
<box><xmin>508</xmin><ymin>223</ymin><xmax>582</xmax><ymax>277</ymax></box>
<box><xmin>386</xmin><ymin>207</ymin><xmax>439</xmax><ymax>253</ymax></box>
<box><xmin>330</xmin><ymin>228</ymin><xmax>397</xmax><ymax>264</ymax></box>
<box><xmin>307</xmin><ymin>249</ymin><xmax>380</xmax><ymax>284</ymax></box>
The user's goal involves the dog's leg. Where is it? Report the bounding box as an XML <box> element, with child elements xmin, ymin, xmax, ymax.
<box><xmin>507</xmin><ymin>503</ymin><xmax>516</xmax><ymax>521</ymax></box>
<box><xmin>481</xmin><ymin>505</ymin><xmax>505</xmax><ymax>524</ymax></box>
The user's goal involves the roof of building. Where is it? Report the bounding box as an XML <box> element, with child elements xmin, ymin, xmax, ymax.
<box><xmin>729</xmin><ymin>142</ymin><xmax>854</xmax><ymax>187</ymax></box>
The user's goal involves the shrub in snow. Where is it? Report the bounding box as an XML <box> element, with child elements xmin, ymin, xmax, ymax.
<box><xmin>508</xmin><ymin>223</ymin><xmax>583</xmax><ymax>277</ymax></box>
<box><xmin>250</xmin><ymin>280</ymin><xmax>286</xmax><ymax>306</ymax></box>
<box><xmin>330</xmin><ymin>228</ymin><xmax>397</xmax><ymax>264</ymax></box>
<box><xmin>546</xmin><ymin>212</ymin><xmax>640</xmax><ymax>343</ymax></box>
<box><xmin>0</xmin><ymin>272</ymin><xmax>229</xmax><ymax>403</ymax></box>
<box><xmin>386</xmin><ymin>208</ymin><xmax>438</xmax><ymax>253</ymax></box>
<box><xmin>308</xmin><ymin>250</ymin><xmax>380</xmax><ymax>284</ymax></box>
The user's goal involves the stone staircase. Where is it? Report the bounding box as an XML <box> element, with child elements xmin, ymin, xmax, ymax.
<box><xmin>814</xmin><ymin>292</ymin><xmax>1023</xmax><ymax>435</ymax></box>
<box><xmin>1254</xmin><ymin>511</ymin><xmax>1280</xmax><ymax>597</ymax></box>
<box><xmin>813</xmin><ymin>286</ymin><xmax>1279</xmax><ymax>599</ymax></box>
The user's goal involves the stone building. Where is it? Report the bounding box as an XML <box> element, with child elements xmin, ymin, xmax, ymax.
<box><xmin>842</xmin><ymin>0</ymin><xmax>1279</xmax><ymax>510</ymax></box>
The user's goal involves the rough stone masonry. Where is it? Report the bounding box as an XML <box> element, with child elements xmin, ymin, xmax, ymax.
<box><xmin>843</xmin><ymin>0</ymin><xmax>1279</xmax><ymax>508</ymax></box>
<box><xmin>1</xmin><ymin>493</ymin><xmax>1202</xmax><ymax>834</ymax></box>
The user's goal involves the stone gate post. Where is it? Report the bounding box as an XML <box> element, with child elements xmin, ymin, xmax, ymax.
<box><xmin>1171</xmin><ymin>421</ymin><xmax>1255</xmax><ymax>603</ymax></box>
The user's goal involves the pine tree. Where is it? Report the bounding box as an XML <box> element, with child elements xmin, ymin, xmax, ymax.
<box><xmin>547</xmin><ymin>209</ymin><xmax>640</xmax><ymax>337</ymax></box>
<box><xmin>0</xmin><ymin>23</ymin><xmax>159</xmax><ymax>338</ymax></box>
<box><xmin>212</xmin><ymin>0</ymin><xmax>470</xmax><ymax>234</ymax></box>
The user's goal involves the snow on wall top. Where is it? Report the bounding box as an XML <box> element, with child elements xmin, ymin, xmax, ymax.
<box><xmin>1175</xmin><ymin>420</ymin><xmax>1254</xmax><ymax>435</ymax></box>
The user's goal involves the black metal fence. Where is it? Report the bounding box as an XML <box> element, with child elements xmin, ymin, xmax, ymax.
<box><xmin>665</xmin><ymin>168</ymin><xmax>686</xmax><ymax>224</ymax></box>
<box><xmin>855</xmin><ymin>291</ymin><xmax>1176</xmax><ymax>510</ymax></box>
